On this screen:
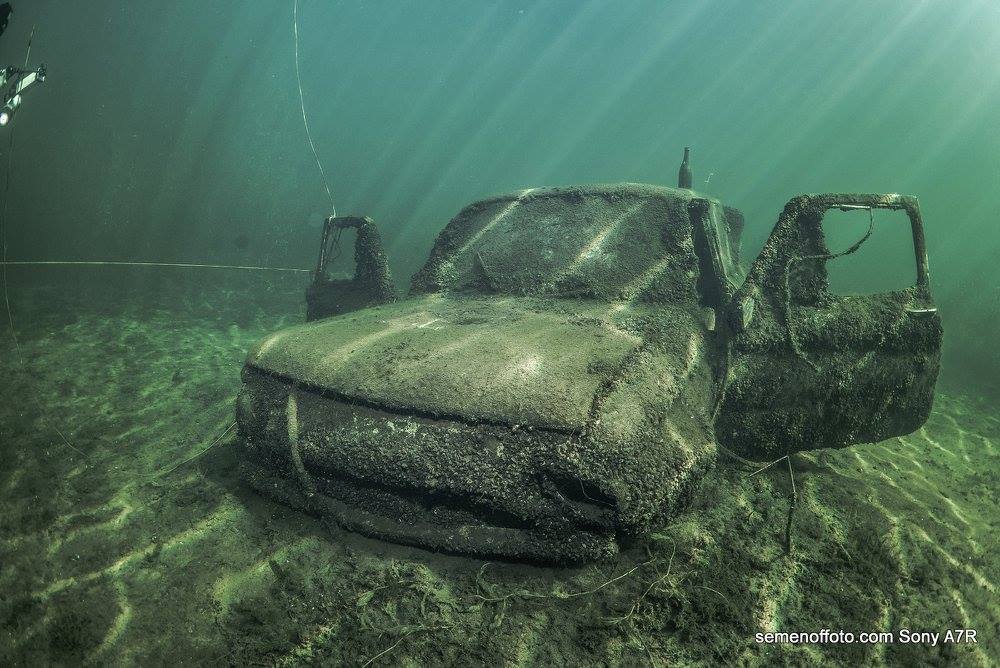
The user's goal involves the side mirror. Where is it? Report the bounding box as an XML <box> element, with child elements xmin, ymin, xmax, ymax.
<box><xmin>305</xmin><ymin>215</ymin><xmax>397</xmax><ymax>321</ymax></box>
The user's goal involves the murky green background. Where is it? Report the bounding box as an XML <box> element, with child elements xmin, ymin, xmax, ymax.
<box><xmin>2</xmin><ymin>0</ymin><xmax>997</xmax><ymax>394</ymax></box>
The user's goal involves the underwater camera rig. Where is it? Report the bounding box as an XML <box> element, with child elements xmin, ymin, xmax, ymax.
<box><xmin>0</xmin><ymin>62</ymin><xmax>44</xmax><ymax>127</ymax></box>
<box><xmin>1</xmin><ymin>5</ymin><xmax>46</xmax><ymax>129</ymax></box>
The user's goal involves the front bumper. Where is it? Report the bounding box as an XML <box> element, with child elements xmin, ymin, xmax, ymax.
<box><xmin>236</xmin><ymin>368</ymin><xmax>623</xmax><ymax>564</ymax></box>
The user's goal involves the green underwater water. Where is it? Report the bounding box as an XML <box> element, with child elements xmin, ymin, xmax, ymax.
<box><xmin>0</xmin><ymin>0</ymin><xmax>999</xmax><ymax>665</ymax></box>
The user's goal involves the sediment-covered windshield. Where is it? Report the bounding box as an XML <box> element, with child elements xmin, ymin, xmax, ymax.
<box><xmin>410</xmin><ymin>184</ymin><xmax>713</xmax><ymax>304</ymax></box>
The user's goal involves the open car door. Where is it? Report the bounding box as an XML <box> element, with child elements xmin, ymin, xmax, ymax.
<box><xmin>716</xmin><ymin>193</ymin><xmax>943</xmax><ymax>460</ymax></box>
<box><xmin>305</xmin><ymin>216</ymin><xmax>397</xmax><ymax>321</ymax></box>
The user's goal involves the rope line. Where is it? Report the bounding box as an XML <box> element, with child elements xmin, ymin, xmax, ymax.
<box><xmin>294</xmin><ymin>0</ymin><xmax>337</xmax><ymax>216</ymax></box>
<box><xmin>1</xmin><ymin>116</ymin><xmax>85</xmax><ymax>458</ymax></box>
<box><xmin>2</xmin><ymin>121</ymin><xmax>20</xmax><ymax>365</ymax></box>
<box><xmin>0</xmin><ymin>260</ymin><xmax>311</xmax><ymax>272</ymax></box>
<box><xmin>144</xmin><ymin>421</ymin><xmax>237</xmax><ymax>480</ymax></box>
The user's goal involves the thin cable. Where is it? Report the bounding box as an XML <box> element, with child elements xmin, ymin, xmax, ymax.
<box><xmin>747</xmin><ymin>454</ymin><xmax>788</xmax><ymax>478</ymax></box>
<box><xmin>144</xmin><ymin>420</ymin><xmax>237</xmax><ymax>480</ymax></box>
<box><xmin>0</xmin><ymin>260</ymin><xmax>311</xmax><ymax>272</ymax></box>
<box><xmin>2</xmin><ymin>119</ymin><xmax>21</xmax><ymax>365</ymax></box>
<box><xmin>294</xmin><ymin>0</ymin><xmax>337</xmax><ymax>216</ymax></box>
<box><xmin>3</xmin><ymin>24</ymin><xmax>39</xmax><ymax>367</ymax></box>
<box><xmin>716</xmin><ymin>443</ymin><xmax>761</xmax><ymax>468</ymax></box>
<box><xmin>23</xmin><ymin>25</ymin><xmax>35</xmax><ymax>69</ymax></box>
<box><xmin>1</xmin><ymin>125</ymin><xmax>85</xmax><ymax>458</ymax></box>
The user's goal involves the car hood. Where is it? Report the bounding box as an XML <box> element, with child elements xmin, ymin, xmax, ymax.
<box><xmin>245</xmin><ymin>295</ymin><xmax>644</xmax><ymax>432</ymax></box>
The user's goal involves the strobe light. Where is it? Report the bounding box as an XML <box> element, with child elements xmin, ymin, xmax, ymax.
<box><xmin>0</xmin><ymin>93</ymin><xmax>20</xmax><ymax>127</ymax></box>
<box><xmin>0</xmin><ymin>105</ymin><xmax>12</xmax><ymax>127</ymax></box>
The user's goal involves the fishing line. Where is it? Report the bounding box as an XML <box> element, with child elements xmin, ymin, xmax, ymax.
<box><xmin>23</xmin><ymin>25</ymin><xmax>33</xmax><ymax>69</ymax></box>
<box><xmin>1</xmin><ymin>114</ymin><xmax>18</xmax><ymax>365</ymax></box>
<box><xmin>143</xmin><ymin>420</ymin><xmax>237</xmax><ymax>481</ymax></box>
<box><xmin>294</xmin><ymin>0</ymin><xmax>337</xmax><ymax>216</ymax></box>
<box><xmin>1</xmin><ymin>12</ymin><xmax>337</xmax><ymax>470</ymax></box>
<box><xmin>2</xmin><ymin>22</ymin><xmax>33</xmax><ymax>370</ymax></box>
<box><xmin>1</xmin><ymin>90</ymin><xmax>85</xmax><ymax>458</ymax></box>
<box><xmin>0</xmin><ymin>260</ymin><xmax>311</xmax><ymax>272</ymax></box>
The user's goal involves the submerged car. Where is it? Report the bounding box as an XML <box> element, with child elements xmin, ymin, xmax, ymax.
<box><xmin>236</xmin><ymin>183</ymin><xmax>942</xmax><ymax>564</ymax></box>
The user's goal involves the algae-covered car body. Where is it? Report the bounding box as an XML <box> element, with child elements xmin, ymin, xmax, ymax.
<box><xmin>236</xmin><ymin>184</ymin><xmax>942</xmax><ymax>564</ymax></box>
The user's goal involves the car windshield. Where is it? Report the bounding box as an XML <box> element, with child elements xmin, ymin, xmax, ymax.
<box><xmin>411</xmin><ymin>184</ymin><xmax>715</xmax><ymax>304</ymax></box>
